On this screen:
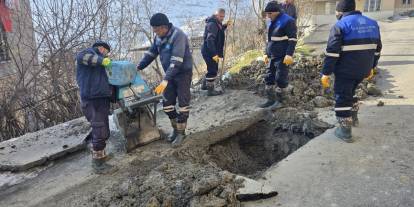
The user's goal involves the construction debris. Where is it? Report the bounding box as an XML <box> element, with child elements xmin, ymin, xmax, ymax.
<box><xmin>223</xmin><ymin>55</ymin><xmax>379</xmax><ymax>108</ymax></box>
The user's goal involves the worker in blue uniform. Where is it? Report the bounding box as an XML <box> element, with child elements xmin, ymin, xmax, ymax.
<box><xmin>137</xmin><ymin>13</ymin><xmax>193</xmax><ymax>147</ymax></box>
<box><xmin>259</xmin><ymin>1</ymin><xmax>297</xmax><ymax>110</ymax></box>
<box><xmin>76</xmin><ymin>40</ymin><xmax>117</xmax><ymax>174</ymax></box>
<box><xmin>321</xmin><ymin>0</ymin><xmax>382</xmax><ymax>142</ymax></box>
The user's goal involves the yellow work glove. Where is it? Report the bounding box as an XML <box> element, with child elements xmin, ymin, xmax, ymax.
<box><xmin>320</xmin><ymin>75</ymin><xmax>330</xmax><ymax>89</ymax></box>
<box><xmin>365</xmin><ymin>68</ymin><xmax>374</xmax><ymax>81</ymax></box>
<box><xmin>154</xmin><ymin>80</ymin><xmax>168</xmax><ymax>95</ymax></box>
<box><xmin>283</xmin><ymin>55</ymin><xmax>294</xmax><ymax>66</ymax></box>
<box><xmin>225</xmin><ymin>19</ymin><xmax>233</xmax><ymax>27</ymax></box>
<box><xmin>102</xmin><ymin>57</ymin><xmax>112</xmax><ymax>67</ymax></box>
<box><xmin>373</xmin><ymin>67</ymin><xmax>378</xmax><ymax>75</ymax></box>
<box><xmin>263</xmin><ymin>55</ymin><xmax>269</xmax><ymax>65</ymax></box>
<box><xmin>212</xmin><ymin>55</ymin><xmax>220</xmax><ymax>63</ymax></box>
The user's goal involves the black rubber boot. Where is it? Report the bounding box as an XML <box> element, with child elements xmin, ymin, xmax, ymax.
<box><xmin>207</xmin><ymin>81</ymin><xmax>223</xmax><ymax>96</ymax></box>
<box><xmin>351</xmin><ymin>103</ymin><xmax>359</xmax><ymax>127</ymax></box>
<box><xmin>270</xmin><ymin>87</ymin><xmax>288</xmax><ymax>111</ymax></box>
<box><xmin>335</xmin><ymin>117</ymin><xmax>353</xmax><ymax>143</ymax></box>
<box><xmin>167</xmin><ymin>119</ymin><xmax>178</xmax><ymax>142</ymax></box>
<box><xmin>259</xmin><ymin>86</ymin><xmax>276</xmax><ymax>108</ymax></box>
<box><xmin>172</xmin><ymin>122</ymin><xmax>186</xmax><ymax>148</ymax></box>
<box><xmin>201</xmin><ymin>77</ymin><xmax>207</xmax><ymax>90</ymax></box>
<box><xmin>269</xmin><ymin>100</ymin><xmax>283</xmax><ymax>110</ymax></box>
<box><xmin>92</xmin><ymin>150</ymin><xmax>118</xmax><ymax>174</ymax></box>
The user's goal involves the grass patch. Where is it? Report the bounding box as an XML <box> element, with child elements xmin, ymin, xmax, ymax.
<box><xmin>295</xmin><ymin>40</ymin><xmax>313</xmax><ymax>56</ymax></box>
<box><xmin>227</xmin><ymin>43</ymin><xmax>313</xmax><ymax>74</ymax></box>
<box><xmin>228</xmin><ymin>50</ymin><xmax>263</xmax><ymax>74</ymax></box>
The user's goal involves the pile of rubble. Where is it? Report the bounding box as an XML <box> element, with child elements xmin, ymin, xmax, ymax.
<box><xmin>89</xmin><ymin>158</ymin><xmax>243</xmax><ymax>207</ymax></box>
<box><xmin>224</xmin><ymin>55</ymin><xmax>382</xmax><ymax>111</ymax></box>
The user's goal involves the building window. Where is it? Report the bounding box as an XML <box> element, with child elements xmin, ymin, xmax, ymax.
<box><xmin>0</xmin><ymin>24</ymin><xmax>10</xmax><ymax>62</ymax></box>
<box><xmin>403</xmin><ymin>0</ymin><xmax>412</xmax><ymax>5</ymax></box>
<box><xmin>364</xmin><ymin>0</ymin><xmax>382</xmax><ymax>12</ymax></box>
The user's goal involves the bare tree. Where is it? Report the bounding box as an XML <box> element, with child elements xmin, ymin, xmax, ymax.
<box><xmin>252</xmin><ymin>0</ymin><xmax>267</xmax><ymax>43</ymax></box>
<box><xmin>0</xmin><ymin>0</ymin><xmax>180</xmax><ymax>141</ymax></box>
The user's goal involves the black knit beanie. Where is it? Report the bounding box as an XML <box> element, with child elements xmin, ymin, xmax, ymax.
<box><xmin>336</xmin><ymin>0</ymin><xmax>356</xmax><ymax>12</ymax></box>
<box><xmin>150</xmin><ymin>13</ymin><xmax>170</xmax><ymax>27</ymax></box>
<box><xmin>265</xmin><ymin>1</ymin><xmax>281</xmax><ymax>13</ymax></box>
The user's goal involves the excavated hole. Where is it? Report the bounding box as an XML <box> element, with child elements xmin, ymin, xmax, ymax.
<box><xmin>207</xmin><ymin>120</ymin><xmax>313</xmax><ymax>177</ymax></box>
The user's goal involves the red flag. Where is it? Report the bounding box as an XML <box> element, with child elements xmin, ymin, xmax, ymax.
<box><xmin>0</xmin><ymin>1</ymin><xmax>12</xmax><ymax>32</ymax></box>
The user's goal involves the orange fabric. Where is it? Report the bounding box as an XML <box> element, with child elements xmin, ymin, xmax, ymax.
<box><xmin>0</xmin><ymin>2</ymin><xmax>12</xmax><ymax>32</ymax></box>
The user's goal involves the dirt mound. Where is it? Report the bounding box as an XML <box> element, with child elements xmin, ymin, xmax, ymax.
<box><xmin>224</xmin><ymin>55</ymin><xmax>378</xmax><ymax>110</ymax></box>
<box><xmin>87</xmin><ymin>157</ymin><xmax>241</xmax><ymax>207</ymax></box>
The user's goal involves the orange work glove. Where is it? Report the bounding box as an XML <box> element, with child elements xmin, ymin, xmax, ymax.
<box><xmin>283</xmin><ymin>55</ymin><xmax>294</xmax><ymax>66</ymax></box>
<box><xmin>263</xmin><ymin>55</ymin><xmax>269</xmax><ymax>65</ymax></box>
<box><xmin>154</xmin><ymin>80</ymin><xmax>168</xmax><ymax>95</ymax></box>
<box><xmin>320</xmin><ymin>75</ymin><xmax>331</xmax><ymax>89</ymax></box>
<box><xmin>212</xmin><ymin>55</ymin><xmax>220</xmax><ymax>63</ymax></box>
<box><xmin>365</xmin><ymin>68</ymin><xmax>374</xmax><ymax>81</ymax></box>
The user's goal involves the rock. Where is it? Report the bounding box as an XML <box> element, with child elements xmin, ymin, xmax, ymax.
<box><xmin>192</xmin><ymin>175</ymin><xmax>221</xmax><ymax>196</ymax></box>
<box><xmin>355</xmin><ymin>88</ymin><xmax>368</xmax><ymax>99</ymax></box>
<box><xmin>211</xmin><ymin>186</ymin><xmax>224</xmax><ymax>197</ymax></box>
<box><xmin>398</xmin><ymin>95</ymin><xmax>404</xmax><ymax>98</ymax></box>
<box><xmin>304</xmin><ymin>88</ymin><xmax>316</xmax><ymax>97</ymax></box>
<box><xmin>312</xmin><ymin>96</ymin><xmax>332</xmax><ymax>108</ymax></box>
<box><xmin>303</xmin><ymin>119</ymin><xmax>334</xmax><ymax>137</ymax></box>
<box><xmin>377</xmin><ymin>101</ymin><xmax>385</xmax><ymax>107</ymax></box>
<box><xmin>367</xmin><ymin>83</ymin><xmax>382</xmax><ymax>96</ymax></box>
<box><xmin>118</xmin><ymin>180</ymin><xmax>130</xmax><ymax>197</ymax></box>
<box><xmin>161</xmin><ymin>196</ymin><xmax>174</xmax><ymax>207</ymax></box>
<box><xmin>219</xmin><ymin>185</ymin><xmax>233</xmax><ymax>199</ymax></box>
<box><xmin>220</xmin><ymin>170</ymin><xmax>235</xmax><ymax>183</ymax></box>
<box><xmin>190</xmin><ymin>195</ymin><xmax>227</xmax><ymax>207</ymax></box>
<box><xmin>175</xmin><ymin>180</ymin><xmax>184</xmax><ymax>195</ymax></box>
<box><xmin>303</xmin><ymin>103</ymin><xmax>315</xmax><ymax>111</ymax></box>
<box><xmin>146</xmin><ymin>197</ymin><xmax>160</xmax><ymax>207</ymax></box>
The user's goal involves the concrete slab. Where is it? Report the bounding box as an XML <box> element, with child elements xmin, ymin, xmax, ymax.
<box><xmin>0</xmin><ymin>118</ymin><xmax>90</xmax><ymax>172</ymax></box>
<box><xmin>236</xmin><ymin>175</ymin><xmax>278</xmax><ymax>202</ymax></box>
<box><xmin>157</xmin><ymin>90</ymin><xmax>268</xmax><ymax>149</ymax></box>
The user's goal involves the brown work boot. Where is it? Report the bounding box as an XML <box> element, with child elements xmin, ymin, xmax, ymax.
<box><xmin>167</xmin><ymin>119</ymin><xmax>178</xmax><ymax>142</ymax></box>
<box><xmin>172</xmin><ymin>122</ymin><xmax>186</xmax><ymax>148</ymax></box>
<box><xmin>91</xmin><ymin>149</ymin><xmax>117</xmax><ymax>174</ymax></box>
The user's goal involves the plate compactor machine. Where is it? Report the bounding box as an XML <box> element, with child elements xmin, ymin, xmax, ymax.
<box><xmin>107</xmin><ymin>61</ymin><xmax>163</xmax><ymax>152</ymax></box>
